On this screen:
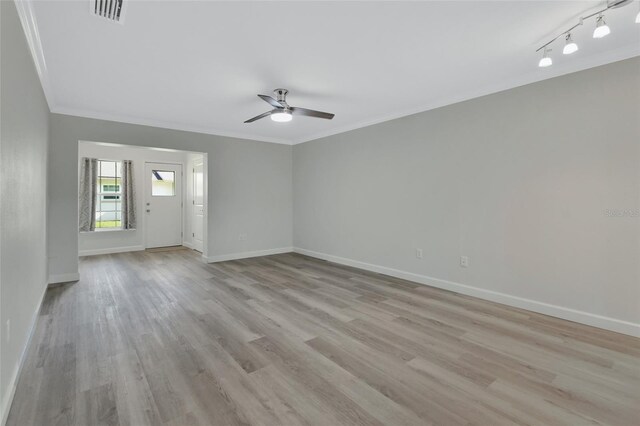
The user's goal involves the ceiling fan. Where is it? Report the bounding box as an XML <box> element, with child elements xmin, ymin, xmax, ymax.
<box><xmin>244</xmin><ymin>89</ymin><xmax>335</xmax><ymax>123</ymax></box>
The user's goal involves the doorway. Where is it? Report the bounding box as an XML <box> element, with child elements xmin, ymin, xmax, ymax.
<box><xmin>145</xmin><ymin>162</ymin><xmax>183</xmax><ymax>248</ymax></box>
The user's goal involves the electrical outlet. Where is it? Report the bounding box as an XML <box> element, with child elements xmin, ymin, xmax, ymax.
<box><xmin>6</xmin><ymin>319</ymin><xmax>10</xmax><ymax>342</ymax></box>
<box><xmin>238</xmin><ymin>233</ymin><xmax>247</xmax><ymax>241</ymax></box>
<box><xmin>415</xmin><ymin>248</ymin><xmax>423</xmax><ymax>259</ymax></box>
<box><xmin>460</xmin><ymin>256</ymin><xmax>469</xmax><ymax>268</ymax></box>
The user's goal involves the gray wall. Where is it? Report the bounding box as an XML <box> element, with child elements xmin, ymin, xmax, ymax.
<box><xmin>294</xmin><ymin>58</ymin><xmax>640</xmax><ymax>330</ymax></box>
<box><xmin>49</xmin><ymin>115</ymin><xmax>293</xmax><ymax>279</ymax></box>
<box><xmin>0</xmin><ymin>1</ymin><xmax>50</xmax><ymax>420</ymax></box>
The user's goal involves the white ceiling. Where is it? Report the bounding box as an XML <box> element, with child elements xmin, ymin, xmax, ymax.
<box><xmin>25</xmin><ymin>1</ymin><xmax>640</xmax><ymax>144</ymax></box>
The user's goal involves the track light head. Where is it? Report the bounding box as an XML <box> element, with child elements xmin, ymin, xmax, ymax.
<box><xmin>538</xmin><ymin>48</ymin><xmax>552</xmax><ymax>67</ymax></box>
<box><xmin>563</xmin><ymin>33</ymin><xmax>579</xmax><ymax>54</ymax></box>
<box><xmin>593</xmin><ymin>14</ymin><xmax>611</xmax><ymax>38</ymax></box>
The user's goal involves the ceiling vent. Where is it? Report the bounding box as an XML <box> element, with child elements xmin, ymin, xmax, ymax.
<box><xmin>91</xmin><ymin>0</ymin><xmax>125</xmax><ymax>23</ymax></box>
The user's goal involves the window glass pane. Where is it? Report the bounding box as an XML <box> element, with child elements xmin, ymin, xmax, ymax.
<box><xmin>152</xmin><ymin>170</ymin><xmax>175</xmax><ymax>196</ymax></box>
<box><xmin>101</xmin><ymin>161</ymin><xmax>116</xmax><ymax>177</ymax></box>
<box><xmin>102</xmin><ymin>184</ymin><xmax>120</xmax><ymax>192</ymax></box>
<box><xmin>95</xmin><ymin>160</ymin><xmax>122</xmax><ymax>229</ymax></box>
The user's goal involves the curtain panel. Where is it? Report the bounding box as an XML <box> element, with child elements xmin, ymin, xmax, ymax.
<box><xmin>122</xmin><ymin>160</ymin><xmax>137</xmax><ymax>229</ymax></box>
<box><xmin>78</xmin><ymin>157</ymin><xmax>98</xmax><ymax>231</ymax></box>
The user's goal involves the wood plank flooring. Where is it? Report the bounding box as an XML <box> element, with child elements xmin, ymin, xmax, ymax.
<box><xmin>7</xmin><ymin>249</ymin><xmax>640</xmax><ymax>425</ymax></box>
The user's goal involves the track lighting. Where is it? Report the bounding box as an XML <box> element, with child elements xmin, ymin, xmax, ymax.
<box><xmin>535</xmin><ymin>0</ymin><xmax>636</xmax><ymax>68</ymax></box>
<box><xmin>593</xmin><ymin>14</ymin><xmax>611</xmax><ymax>38</ymax></box>
<box><xmin>563</xmin><ymin>33</ymin><xmax>579</xmax><ymax>54</ymax></box>
<box><xmin>271</xmin><ymin>110</ymin><xmax>292</xmax><ymax>123</ymax></box>
<box><xmin>538</xmin><ymin>48</ymin><xmax>552</xmax><ymax>67</ymax></box>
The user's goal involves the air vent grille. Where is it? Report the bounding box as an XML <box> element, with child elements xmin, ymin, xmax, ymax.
<box><xmin>92</xmin><ymin>0</ymin><xmax>124</xmax><ymax>23</ymax></box>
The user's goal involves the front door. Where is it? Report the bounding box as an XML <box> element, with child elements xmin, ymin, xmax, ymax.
<box><xmin>145</xmin><ymin>162</ymin><xmax>182</xmax><ymax>248</ymax></box>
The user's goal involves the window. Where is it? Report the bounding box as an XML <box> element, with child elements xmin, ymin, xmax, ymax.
<box><xmin>151</xmin><ymin>170</ymin><xmax>176</xmax><ymax>196</ymax></box>
<box><xmin>96</xmin><ymin>160</ymin><xmax>122</xmax><ymax>229</ymax></box>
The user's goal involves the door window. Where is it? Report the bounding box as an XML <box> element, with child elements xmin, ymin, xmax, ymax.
<box><xmin>151</xmin><ymin>170</ymin><xmax>175</xmax><ymax>196</ymax></box>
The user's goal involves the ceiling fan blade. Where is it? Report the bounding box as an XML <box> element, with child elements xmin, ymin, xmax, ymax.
<box><xmin>258</xmin><ymin>94</ymin><xmax>285</xmax><ymax>108</ymax></box>
<box><xmin>244</xmin><ymin>111</ymin><xmax>272</xmax><ymax>123</ymax></box>
<box><xmin>291</xmin><ymin>107</ymin><xmax>334</xmax><ymax>120</ymax></box>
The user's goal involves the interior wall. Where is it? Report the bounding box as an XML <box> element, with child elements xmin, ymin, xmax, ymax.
<box><xmin>0</xmin><ymin>1</ymin><xmax>51</xmax><ymax>421</ymax></box>
<box><xmin>293</xmin><ymin>57</ymin><xmax>640</xmax><ymax>335</ymax></box>
<box><xmin>78</xmin><ymin>142</ymin><xmax>199</xmax><ymax>256</ymax></box>
<box><xmin>49</xmin><ymin>114</ymin><xmax>293</xmax><ymax>281</ymax></box>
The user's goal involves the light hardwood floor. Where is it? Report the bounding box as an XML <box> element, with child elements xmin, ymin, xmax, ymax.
<box><xmin>7</xmin><ymin>249</ymin><xmax>640</xmax><ymax>425</ymax></box>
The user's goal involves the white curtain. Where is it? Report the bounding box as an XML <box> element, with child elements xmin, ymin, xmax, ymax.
<box><xmin>78</xmin><ymin>157</ymin><xmax>98</xmax><ymax>232</ymax></box>
<box><xmin>121</xmin><ymin>160</ymin><xmax>137</xmax><ymax>229</ymax></box>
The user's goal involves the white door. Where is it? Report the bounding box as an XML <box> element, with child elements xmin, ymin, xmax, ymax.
<box><xmin>191</xmin><ymin>158</ymin><xmax>204</xmax><ymax>252</ymax></box>
<box><xmin>145</xmin><ymin>162</ymin><xmax>182</xmax><ymax>248</ymax></box>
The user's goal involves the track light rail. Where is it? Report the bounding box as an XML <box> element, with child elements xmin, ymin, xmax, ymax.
<box><xmin>535</xmin><ymin>0</ymin><xmax>631</xmax><ymax>52</ymax></box>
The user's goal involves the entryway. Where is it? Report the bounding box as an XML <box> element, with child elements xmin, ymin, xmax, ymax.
<box><xmin>77</xmin><ymin>142</ymin><xmax>207</xmax><ymax>258</ymax></box>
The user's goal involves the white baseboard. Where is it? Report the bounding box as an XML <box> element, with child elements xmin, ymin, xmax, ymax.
<box><xmin>293</xmin><ymin>247</ymin><xmax>640</xmax><ymax>338</ymax></box>
<box><xmin>183</xmin><ymin>241</ymin><xmax>194</xmax><ymax>250</ymax></box>
<box><xmin>1</xmin><ymin>282</ymin><xmax>48</xmax><ymax>426</ymax></box>
<box><xmin>206</xmin><ymin>247</ymin><xmax>293</xmax><ymax>263</ymax></box>
<box><xmin>48</xmin><ymin>272</ymin><xmax>80</xmax><ymax>285</ymax></box>
<box><xmin>79</xmin><ymin>245</ymin><xmax>144</xmax><ymax>257</ymax></box>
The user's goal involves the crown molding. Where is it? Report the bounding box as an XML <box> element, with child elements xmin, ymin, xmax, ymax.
<box><xmin>292</xmin><ymin>44</ymin><xmax>640</xmax><ymax>145</ymax></box>
<box><xmin>15</xmin><ymin>2</ymin><xmax>291</xmax><ymax>146</ymax></box>
<box><xmin>14</xmin><ymin>0</ymin><xmax>55</xmax><ymax>110</ymax></box>
<box><xmin>14</xmin><ymin>0</ymin><xmax>640</xmax><ymax>147</ymax></box>
<box><xmin>51</xmin><ymin>106</ymin><xmax>294</xmax><ymax>145</ymax></box>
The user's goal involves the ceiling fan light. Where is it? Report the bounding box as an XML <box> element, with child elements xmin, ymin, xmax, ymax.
<box><xmin>563</xmin><ymin>34</ymin><xmax>578</xmax><ymax>54</ymax></box>
<box><xmin>593</xmin><ymin>15</ymin><xmax>610</xmax><ymax>38</ymax></box>
<box><xmin>270</xmin><ymin>110</ymin><xmax>292</xmax><ymax>122</ymax></box>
